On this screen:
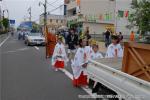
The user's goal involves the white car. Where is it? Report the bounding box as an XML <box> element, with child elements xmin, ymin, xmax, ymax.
<box><xmin>25</xmin><ymin>33</ymin><xmax>45</xmax><ymax>46</ymax></box>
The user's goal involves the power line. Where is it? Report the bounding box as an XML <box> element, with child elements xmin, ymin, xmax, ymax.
<box><xmin>47</xmin><ymin>2</ymin><xmax>57</xmax><ymax>8</ymax></box>
<box><xmin>47</xmin><ymin>4</ymin><xmax>64</xmax><ymax>13</ymax></box>
<box><xmin>46</xmin><ymin>0</ymin><xmax>63</xmax><ymax>9</ymax></box>
<box><xmin>24</xmin><ymin>0</ymin><xmax>63</xmax><ymax>23</ymax></box>
<box><xmin>48</xmin><ymin>0</ymin><xmax>61</xmax><ymax>5</ymax></box>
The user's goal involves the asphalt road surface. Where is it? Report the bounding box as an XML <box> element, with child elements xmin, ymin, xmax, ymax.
<box><xmin>0</xmin><ymin>33</ymin><xmax>93</xmax><ymax>100</ymax></box>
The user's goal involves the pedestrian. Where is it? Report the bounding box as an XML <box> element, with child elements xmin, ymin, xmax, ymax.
<box><xmin>46</xmin><ymin>29</ymin><xmax>57</xmax><ymax>58</ymax></box>
<box><xmin>52</xmin><ymin>35</ymin><xmax>68</xmax><ymax>71</ymax></box>
<box><xmin>118</xmin><ymin>32</ymin><xmax>123</xmax><ymax>43</ymax></box>
<box><xmin>105</xmin><ymin>35</ymin><xmax>123</xmax><ymax>58</ymax></box>
<box><xmin>130</xmin><ymin>31</ymin><xmax>135</xmax><ymax>41</ymax></box>
<box><xmin>11</xmin><ymin>31</ymin><xmax>14</xmax><ymax>36</ymax></box>
<box><xmin>71</xmin><ymin>38</ymin><xmax>88</xmax><ymax>87</ymax></box>
<box><xmin>84</xmin><ymin>30</ymin><xmax>91</xmax><ymax>45</ymax></box>
<box><xmin>18</xmin><ymin>31</ymin><xmax>22</xmax><ymax>40</ymax></box>
<box><xmin>67</xmin><ymin>29</ymin><xmax>78</xmax><ymax>60</ymax></box>
<box><xmin>104</xmin><ymin>29</ymin><xmax>111</xmax><ymax>48</ymax></box>
<box><xmin>64</xmin><ymin>30</ymin><xmax>69</xmax><ymax>44</ymax></box>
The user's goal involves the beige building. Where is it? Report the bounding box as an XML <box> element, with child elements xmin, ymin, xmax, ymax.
<box><xmin>40</xmin><ymin>14</ymin><xmax>66</xmax><ymax>33</ymax></box>
<box><xmin>65</xmin><ymin>0</ymin><xmax>132</xmax><ymax>35</ymax></box>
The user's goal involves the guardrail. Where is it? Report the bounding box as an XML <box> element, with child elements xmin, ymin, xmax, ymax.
<box><xmin>87</xmin><ymin>59</ymin><xmax>150</xmax><ymax>100</ymax></box>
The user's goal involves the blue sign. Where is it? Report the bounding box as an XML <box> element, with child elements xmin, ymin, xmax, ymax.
<box><xmin>9</xmin><ymin>20</ymin><xmax>15</xmax><ymax>24</ymax></box>
<box><xmin>19</xmin><ymin>21</ymin><xmax>32</xmax><ymax>30</ymax></box>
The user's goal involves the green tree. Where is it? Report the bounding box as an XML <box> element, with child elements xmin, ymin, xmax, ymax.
<box><xmin>129</xmin><ymin>0</ymin><xmax>150</xmax><ymax>34</ymax></box>
<box><xmin>32</xmin><ymin>22</ymin><xmax>40</xmax><ymax>32</ymax></box>
<box><xmin>2</xmin><ymin>18</ymin><xmax>9</xmax><ymax>30</ymax></box>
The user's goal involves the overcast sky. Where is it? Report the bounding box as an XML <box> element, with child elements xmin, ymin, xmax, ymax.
<box><xmin>1</xmin><ymin>0</ymin><xmax>63</xmax><ymax>26</ymax></box>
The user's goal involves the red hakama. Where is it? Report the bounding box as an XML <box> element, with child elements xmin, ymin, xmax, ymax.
<box><xmin>54</xmin><ymin>60</ymin><xmax>64</xmax><ymax>69</ymax></box>
<box><xmin>73</xmin><ymin>71</ymin><xmax>88</xmax><ymax>87</ymax></box>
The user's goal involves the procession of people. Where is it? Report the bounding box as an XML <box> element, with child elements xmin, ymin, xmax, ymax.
<box><xmin>46</xmin><ymin>27</ymin><xmax>124</xmax><ymax>89</ymax></box>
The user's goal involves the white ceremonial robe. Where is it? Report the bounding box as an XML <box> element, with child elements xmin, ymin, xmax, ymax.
<box><xmin>105</xmin><ymin>43</ymin><xmax>123</xmax><ymax>58</ymax></box>
<box><xmin>71</xmin><ymin>47</ymin><xmax>88</xmax><ymax>79</ymax></box>
<box><xmin>90</xmin><ymin>51</ymin><xmax>104</xmax><ymax>60</ymax></box>
<box><xmin>84</xmin><ymin>46</ymin><xmax>93</xmax><ymax>61</ymax></box>
<box><xmin>52</xmin><ymin>43</ymin><xmax>68</xmax><ymax>66</ymax></box>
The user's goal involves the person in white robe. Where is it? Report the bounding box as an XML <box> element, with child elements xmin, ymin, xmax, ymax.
<box><xmin>90</xmin><ymin>44</ymin><xmax>104</xmax><ymax>60</ymax></box>
<box><xmin>71</xmin><ymin>39</ymin><xmax>88</xmax><ymax>87</ymax></box>
<box><xmin>84</xmin><ymin>39</ymin><xmax>95</xmax><ymax>61</ymax></box>
<box><xmin>88</xmin><ymin>44</ymin><xmax>103</xmax><ymax>90</ymax></box>
<box><xmin>52</xmin><ymin>36</ymin><xmax>68</xmax><ymax>71</ymax></box>
<box><xmin>105</xmin><ymin>35</ymin><xmax>123</xmax><ymax>58</ymax></box>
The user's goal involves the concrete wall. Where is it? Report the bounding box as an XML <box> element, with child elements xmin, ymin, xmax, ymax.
<box><xmin>80</xmin><ymin>0</ymin><xmax>115</xmax><ymax>20</ymax></box>
<box><xmin>83</xmin><ymin>22</ymin><xmax>113</xmax><ymax>35</ymax></box>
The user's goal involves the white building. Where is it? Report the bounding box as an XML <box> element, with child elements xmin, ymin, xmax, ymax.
<box><xmin>40</xmin><ymin>14</ymin><xmax>66</xmax><ymax>33</ymax></box>
<box><xmin>65</xmin><ymin>0</ymin><xmax>133</xmax><ymax>35</ymax></box>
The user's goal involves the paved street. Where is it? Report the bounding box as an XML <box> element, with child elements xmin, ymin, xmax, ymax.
<box><xmin>0</xmin><ymin>33</ymin><xmax>92</xmax><ymax>100</ymax></box>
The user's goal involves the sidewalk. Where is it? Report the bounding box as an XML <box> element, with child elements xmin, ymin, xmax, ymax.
<box><xmin>0</xmin><ymin>34</ymin><xmax>8</xmax><ymax>43</ymax></box>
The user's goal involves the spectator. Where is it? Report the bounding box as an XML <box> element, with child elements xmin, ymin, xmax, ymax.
<box><xmin>104</xmin><ymin>29</ymin><xmax>111</xmax><ymax>48</ymax></box>
<box><xmin>130</xmin><ymin>31</ymin><xmax>135</xmax><ymax>41</ymax></box>
<box><xmin>67</xmin><ymin>29</ymin><xmax>78</xmax><ymax>60</ymax></box>
<box><xmin>105</xmin><ymin>35</ymin><xmax>123</xmax><ymax>58</ymax></box>
<box><xmin>118</xmin><ymin>32</ymin><xmax>123</xmax><ymax>43</ymax></box>
<box><xmin>84</xmin><ymin>30</ymin><xmax>91</xmax><ymax>46</ymax></box>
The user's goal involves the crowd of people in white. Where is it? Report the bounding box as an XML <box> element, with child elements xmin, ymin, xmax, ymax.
<box><xmin>51</xmin><ymin>33</ymin><xmax>123</xmax><ymax>88</ymax></box>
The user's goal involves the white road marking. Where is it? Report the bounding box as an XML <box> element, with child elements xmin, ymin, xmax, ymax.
<box><xmin>0</xmin><ymin>35</ymin><xmax>10</xmax><ymax>47</ymax></box>
<box><xmin>13</xmin><ymin>39</ymin><xmax>18</xmax><ymax>41</ymax></box>
<box><xmin>18</xmin><ymin>47</ymin><xmax>29</xmax><ymax>51</ymax></box>
<box><xmin>59</xmin><ymin>68</ymin><xmax>96</xmax><ymax>99</ymax></box>
<box><xmin>3</xmin><ymin>47</ymin><xmax>29</xmax><ymax>54</ymax></box>
<box><xmin>60</xmin><ymin>69</ymin><xmax>73</xmax><ymax>80</ymax></box>
<box><xmin>34</xmin><ymin>46</ymin><xmax>39</xmax><ymax>50</ymax></box>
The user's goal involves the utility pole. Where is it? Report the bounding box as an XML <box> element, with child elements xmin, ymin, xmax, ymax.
<box><xmin>44</xmin><ymin>0</ymin><xmax>47</xmax><ymax>28</ymax></box>
<box><xmin>39</xmin><ymin>0</ymin><xmax>47</xmax><ymax>28</ymax></box>
<box><xmin>28</xmin><ymin>7</ymin><xmax>32</xmax><ymax>22</ymax></box>
<box><xmin>39</xmin><ymin>0</ymin><xmax>48</xmax><ymax>58</ymax></box>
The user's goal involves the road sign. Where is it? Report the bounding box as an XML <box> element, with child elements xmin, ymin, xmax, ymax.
<box><xmin>9</xmin><ymin>20</ymin><xmax>15</xmax><ymax>25</ymax></box>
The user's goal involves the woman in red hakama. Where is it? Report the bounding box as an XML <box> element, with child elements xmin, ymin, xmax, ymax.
<box><xmin>71</xmin><ymin>39</ymin><xmax>88</xmax><ymax>87</ymax></box>
<box><xmin>52</xmin><ymin>36</ymin><xmax>68</xmax><ymax>71</ymax></box>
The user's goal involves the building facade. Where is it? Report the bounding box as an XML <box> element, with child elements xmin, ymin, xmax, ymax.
<box><xmin>65</xmin><ymin>0</ymin><xmax>132</xmax><ymax>35</ymax></box>
<box><xmin>40</xmin><ymin>14</ymin><xmax>66</xmax><ymax>33</ymax></box>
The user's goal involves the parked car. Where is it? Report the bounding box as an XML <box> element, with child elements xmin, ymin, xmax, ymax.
<box><xmin>24</xmin><ymin>33</ymin><xmax>45</xmax><ymax>46</ymax></box>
